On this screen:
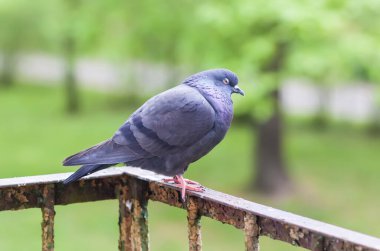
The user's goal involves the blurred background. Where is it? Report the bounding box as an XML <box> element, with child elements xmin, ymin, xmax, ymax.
<box><xmin>1</xmin><ymin>0</ymin><xmax>380</xmax><ymax>250</ymax></box>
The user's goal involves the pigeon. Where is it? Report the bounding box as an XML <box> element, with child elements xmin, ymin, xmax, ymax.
<box><xmin>63</xmin><ymin>68</ymin><xmax>244</xmax><ymax>200</ymax></box>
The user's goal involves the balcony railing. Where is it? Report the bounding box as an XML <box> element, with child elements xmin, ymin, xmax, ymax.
<box><xmin>0</xmin><ymin>166</ymin><xmax>379</xmax><ymax>251</ymax></box>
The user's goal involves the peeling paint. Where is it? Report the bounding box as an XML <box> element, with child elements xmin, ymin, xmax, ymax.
<box><xmin>126</xmin><ymin>200</ymin><xmax>132</xmax><ymax>211</ymax></box>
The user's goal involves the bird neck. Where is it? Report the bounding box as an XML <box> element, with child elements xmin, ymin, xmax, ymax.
<box><xmin>195</xmin><ymin>85</ymin><xmax>234</xmax><ymax>129</ymax></box>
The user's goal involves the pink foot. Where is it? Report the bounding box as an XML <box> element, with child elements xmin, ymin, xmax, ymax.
<box><xmin>163</xmin><ymin>175</ymin><xmax>205</xmax><ymax>201</ymax></box>
<box><xmin>163</xmin><ymin>177</ymin><xmax>202</xmax><ymax>186</ymax></box>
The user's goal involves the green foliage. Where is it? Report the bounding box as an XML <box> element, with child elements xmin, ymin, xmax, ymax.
<box><xmin>181</xmin><ymin>0</ymin><xmax>380</xmax><ymax>83</ymax></box>
<box><xmin>2</xmin><ymin>0</ymin><xmax>379</xmax><ymax>147</ymax></box>
<box><xmin>0</xmin><ymin>0</ymin><xmax>47</xmax><ymax>85</ymax></box>
<box><xmin>2</xmin><ymin>0</ymin><xmax>379</xmax><ymax>83</ymax></box>
<box><xmin>0</xmin><ymin>0</ymin><xmax>45</xmax><ymax>52</ymax></box>
<box><xmin>122</xmin><ymin>1</ymin><xmax>192</xmax><ymax>63</ymax></box>
<box><xmin>234</xmin><ymin>73</ymin><xmax>278</xmax><ymax>122</ymax></box>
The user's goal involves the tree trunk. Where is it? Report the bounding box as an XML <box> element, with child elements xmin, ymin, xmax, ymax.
<box><xmin>0</xmin><ymin>52</ymin><xmax>15</xmax><ymax>87</ymax></box>
<box><xmin>311</xmin><ymin>86</ymin><xmax>329</xmax><ymax>130</ymax></box>
<box><xmin>254</xmin><ymin>89</ymin><xmax>291</xmax><ymax>194</ymax></box>
<box><xmin>253</xmin><ymin>41</ymin><xmax>292</xmax><ymax>195</ymax></box>
<box><xmin>63</xmin><ymin>34</ymin><xmax>79</xmax><ymax>113</ymax></box>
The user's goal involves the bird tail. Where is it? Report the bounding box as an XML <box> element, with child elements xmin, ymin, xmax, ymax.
<box><xmin>63</xmin><ymin>139</ymin><xmax>140</xmax><ymax>166</ymax></box>
<box><xmin>63</xmin><ymin>164</ymin><xmax>113</xmax><ymax>184</ymax></box>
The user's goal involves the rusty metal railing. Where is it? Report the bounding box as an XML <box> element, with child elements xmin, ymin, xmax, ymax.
<box><xmin>0</xmin><ymin>166</ymin><xmax>379</xmax><ymax>251</ymax></box>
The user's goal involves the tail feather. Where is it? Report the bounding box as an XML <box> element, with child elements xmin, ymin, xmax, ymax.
<box><xmin>63</xmin><ymin>139</ymin><xmax>141</xmax><ymax>166</ymax></box>
<box><xmin>63</xmin><ymin>164</ymin><xmax>113</xmax><ymax>184</ymax></box>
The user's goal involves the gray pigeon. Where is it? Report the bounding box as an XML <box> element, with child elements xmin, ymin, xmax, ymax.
<box><xmin>63</xmin><ymin>68</ymin><xmax>244</xmax><ymax>200</ymax></box>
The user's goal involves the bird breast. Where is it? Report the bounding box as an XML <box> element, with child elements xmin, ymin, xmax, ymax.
<box><xmin>200</xmin><ymin>88</ymin><xmax>234</xmax><ymax>132</ymax></box>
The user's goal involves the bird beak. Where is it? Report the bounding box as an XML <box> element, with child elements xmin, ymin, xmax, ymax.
<box><xmin>233</xmin><ymin>85</ymin><xmax>245</xmax><ymax>96</ymax></box>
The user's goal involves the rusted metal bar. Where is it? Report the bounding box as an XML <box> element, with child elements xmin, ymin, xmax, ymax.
<box><xmin>41</xmin><ymin>184</ymin><xmax>55</xmax><ymax>251</ymax></box>
<box><xmin>244</xmin><ymin>213</ymin><xmax>259</xmax><ymax>251</ymax></box>
<box><xmin>133</xmin><ymin>179</ymin><xmax>150</xmax><ymax>251</ymax></box>
<box><xmin>118</xmin><ymin>176</ymin><xmax>150</xmax><ymax>251</ymax></box>
<box><xmin>149</xmin><ymin>182</ymin><xmax>245</xmax><ymax>229</ymax></box>
<box><xmin>187</xmin><ymin>198</ymin><xmax>202</xmax><ymax>251</ymax></box>
<box><xmin>0</xmin><ymin>175</ymin><xmax>118</xmax><ymax>210</ymax></box>
<box><xmin>118</xmin><ymin>176</ymin><xmax>133</xmax><ymax>251</ymax></box>
<box><xmin>129</xmin><ymin>178</ymin><xmax>150</xmax><ymax>251</ymax></box>
<box><xmin>0</xmin><ymin>167</ymin><xmax>380</xmax><ymax>251</ymax></box>
<box><xmin>259</xmin><ymin>217</ymin><xmax>324</xmax><ymax>249</ymax></box>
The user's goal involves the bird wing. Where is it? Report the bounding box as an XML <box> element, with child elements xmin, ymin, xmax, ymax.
<box><xmin>113</xmin><ymin>85</ymin><xmax>216</xmax><ymax>156</ymax></box>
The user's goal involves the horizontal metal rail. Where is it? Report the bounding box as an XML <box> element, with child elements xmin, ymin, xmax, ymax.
<box><xmin>0</xmin><ymin>167</ymin><xmax>379</xmax><ymax>251</ymax></box>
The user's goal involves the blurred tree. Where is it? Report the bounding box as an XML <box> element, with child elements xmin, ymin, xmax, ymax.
<box><xmin>60</xmin><ymin>0</ymin><xmax>82</xmax><ymax>113</ymax></box>
<box><xmin>254</xmin><ymin>41</ymin><xmax>290</xmax><ymax>194</ymax></box>
<box><xmin>0</xmin><ymin>1</ymin><xmax>43</xmax><ymax>87</ymax></box>
<box><xmin>338</xmin><ymin>0</ymin><xmax>380</xmax><ymax>134</ymax></box>
<box><xmin>179</xmin><ymin>0</ymin><xmax>380</xmax><ymax>194</ymax></box>
<box><xmin>180</xmin><ymin>0</ymin><xmax>312</xmax><ymax>194</ymax></box>
<box><xmin>288</xmin><ymin>0</ymin><xmax>380</xmax><ymax>130</ymax></box>
<box><xmin>122</xmin><ymin>0</ymin><xmax>193</xmax><ymax>86</ymax></box>
<box><xmin>46</xmin><ymin>0</ymin><xmax>124</xmax><ymax>113</ymax></box>
<box><xmin>63</xmin><ymin>31</ymin><xmax>78</xmax><ymax>113</ymax></box>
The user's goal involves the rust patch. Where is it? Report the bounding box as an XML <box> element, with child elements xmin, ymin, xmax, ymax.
<box><xmin>187</xmin><ymin>198</ymin><xmax>202</xmax><ymax>251</ymax></box>
<box><xmin>0</xmin><ymin>185</ymin><xmax>43</xmax><ymax>210</ymax></box>
<box><xmin>323</xmin><ymin>238</ymin><xmax>372</xmax><ymax>251</ymax></box>
<box><xmin>259</xmin><ymin>218</ymin><xmax>325</xmax><ymax>250</ymax></box>
<box><xmin>41</xmin><ymin>184</ymin><xmax>55</xmax><ymax>251</ymax></box>
<box><xmin>148</xmin><ymin>182</ymin><xmax>184</xmax><ymax>208</ymax></box>
<box><xmin>197</xmin><ymin>199</ymin><xmax>245</xmax><ymax>229</ymax></box>
<box><xmin>118</xmin><ymin>177</ymin><xmax>149</xmax><ymax>251</ymax></box>
<box><xmin>244</xmin><ymin>213</ymin><xmax>259</xmax><ymax>251</ymax></box>
<box><xmin>118</xmin><ymin>178</ymin><xmax>132</xmax><ymax>251</ymax></box>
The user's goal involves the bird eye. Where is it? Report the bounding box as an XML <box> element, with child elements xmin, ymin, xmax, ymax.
<box><xmin>223</xmin><ymin>78</ymin><xmax>229</xmax><ymax>85</ymax></box>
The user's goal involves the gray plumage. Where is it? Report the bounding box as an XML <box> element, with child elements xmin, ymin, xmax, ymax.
<box><xmin>63</xmin><ymin>68</ymin><xmax>244</xmax><ymax>184</ymax></box>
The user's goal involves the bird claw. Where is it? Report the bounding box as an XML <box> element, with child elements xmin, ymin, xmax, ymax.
<box><xmin>183</xmin><ymin>179</ymin><xmax>201</xmax><ymax>186</ymax></box>
<box><xmin>163</xmin><ymin>177</ymin><xmax>202</xmax><ymax>186</ymax></box>
<box><xmin>163</xmin><ymin>175</ymin><xmax>205</xmax><ymax>201</ymax></box>
<box><xmin>171</xmin><ymin>183</ymin><xmax>205</xmax><ymax>192</ymax></box>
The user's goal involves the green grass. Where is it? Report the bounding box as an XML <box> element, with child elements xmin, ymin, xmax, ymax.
<box><xmin>0</xmin><ymin>84</ymin><xmax>379</xmax><ymax>250</ymax></box>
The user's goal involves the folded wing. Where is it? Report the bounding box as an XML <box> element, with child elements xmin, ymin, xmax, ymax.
<box><xmin>63</xmin><ymin>85</ymin><xmax>215</xmax><ymax>166</ymax></box>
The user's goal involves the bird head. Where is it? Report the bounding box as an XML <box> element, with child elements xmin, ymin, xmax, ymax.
<box><xmin>184</xmin><ymin>69</ymin><xmax>244</xmax><ymax>96</ymax></box>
